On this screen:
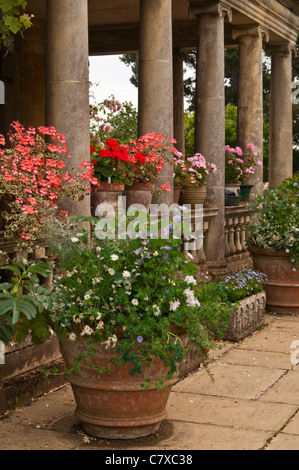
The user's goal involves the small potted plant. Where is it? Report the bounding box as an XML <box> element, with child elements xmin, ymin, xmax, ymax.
<box><xmin>247</xmin><ymin>175</ymin><xmax>299</xmax><ymax>314</ymax></box>
<box><xmin>176</xmin><ymin>153</ymin><xmax>217</xmax><ymax>205</ymax></box>
<box><xmin>0</xmin><ymin>214</ymin><xmax>229</xmax><ymax>439</ymax></box>
<box><xmin>90</xmin><ymin>138</ymin><xmax>135</xmax><ymax>215</ymax></box>
<box><xmin>123</xmin><ymin>133</ymin><xmax>176</xmax><ymax>211</ymax></box>
<box><xmin>238</xmin><ymin>143</ymin><xmax>262</xmax><ymax>202</ymax></box>
<box><xmin>225</xmin><ymin>145</ymin><xmax>243</xmax><ymax>206</ymax></box>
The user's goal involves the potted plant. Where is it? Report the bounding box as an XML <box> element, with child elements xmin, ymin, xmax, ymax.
<box><xmin>225</xmin><ymin>145</ymin><xmax>242</xmax><ymax>206</ymax></box>
<box><xmin>0</xmin><ymin>214</ymin><xmax>229</xmax><ymax>439</ymax></box>
<box><xmin>247</xmin><ymin>175</ymin><xmax>299</xmax><ymax>314</ymax></box>
<box><xmin>217</xmin><ymin>268</ymin><xmax>267</xmax><ymax>341</ymax></box>
<box><xmin>238</xmin><ymin>143</ymin><xmax>262</xmax><ymax>202</ymax></box>
<box><xmin>0</xmin><ymin>121</ymin><xmax>96</xmax><ymax>250</ymax></box>
<box><xmin>119</xmin><ymin>133</ymin><xmax>176</xmax><ymax>212</ymax></box>
<box><xmin>176</xmin><ymin>153</ymin><xmax>217</xmax><ymax>206</ymax></box>
<box><xmin>90</xmin><ymin>138</ymin><xmax>135</xmax><ymax>215</ymax></box>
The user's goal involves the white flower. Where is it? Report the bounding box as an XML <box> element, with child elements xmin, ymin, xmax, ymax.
<box><xmin>132</xmin><ymin>299</ymin><xmax>139</xmax><ymax>306</ymax></box>
<box><xmin>184</xmin><ymin>288</ymin><xmax>200</xmax><ymax>307</ymax></box>
<box><xmin>108</xmin><ymin>268</ymin><xmax>115</xmax><ymax>275</ymax></box>
<box><xmin>170</xmin><ymin>300</ymin><xmax>181</xmax><ymax>312</ymax></box>
<box><xmin>84</xmin><ymin>294</ymin><xmax>91</xmax><ymax>300</ymax></box>
<box><xmin>80</xmin><ymin>325</ymin><xmax>94</xmax><ymax>336</ymax></box>
<box><xmin>153</xmin><ymin>251</ymin><xmax>159</xmax><ymax>257</ymax></box>
<box><xmin>111</xmin><ymin>254</ymin><xmax>119</xmax><ymax>261</ymax></box>
<box><xmin>68</xmin><ymin>332</ymin><xmax>77</xmax><ymax>342</ymax></box>
<box><xmin>123</xmin><ymin>270</ymin><xmax>131</xmax><ymax>278</ymax></box>
<box><xmin>96</xmin><ymin>321</ymin><xmax>104</xmax><ymax>330</ymax></box>
<box><xmin>71</xmin><ymin>237</ymin><xmax>79</xmax><ymax>243</ymax></box>
<box><xmin>153</xmin><ymin>305</ymin><xmax>161</xmax><ymax>316</ymax></box>
<box><xmin>96</xmin><ymin>312</ymin><xmax>102</xmax><ymax>320</ymax></box>
<box><xmin>96</xmin><ymin>247</ymin><xmax>102</xmax><ymax>253</ymax></box>
<box><xmin>185</xmin><ymin>276</ymin><xmax>197</xmax><ymax>285</ymax></box>
<box><xmin>144</xmin><ymin>295</ymin><xmax>149</xmax><ymax>301</ymax></box>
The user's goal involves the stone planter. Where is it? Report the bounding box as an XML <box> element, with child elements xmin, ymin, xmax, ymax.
<box><xmin>123</xmin><ymin>182</ymin><xmax>155</xmax><ymax>213</ymax></box>
<box><xmin>59</xmin><ymin>337</ymin><xmax>178</xmax><ymax>439</ymax></box>
<box><xmin>249</xmin><ymin>246</ymin><xmax>299</xmax><ymax>314</ymax></box>
<box><xmin>224</xmin><ymin>291</ymin><xmax>266</xmax><ymax>341</ymax></box>
<box><xmin>179</xmin><ymin>184</ymin><xmax>207</xmax><ymax>205</ymax></box>
<box><xmin>91</xmin><ymin>183</ymin><xmax>124</xmax><ymax>216</ymax></box>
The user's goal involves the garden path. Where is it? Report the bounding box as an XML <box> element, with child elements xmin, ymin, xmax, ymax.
<box><xmin>1</xmin><ymin>313</ymin><xmax>299</xmax><ymax>450</ymax></box>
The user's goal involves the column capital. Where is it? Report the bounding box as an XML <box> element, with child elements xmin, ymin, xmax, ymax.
<box><xmin>189</xmin><ymin>1</ymin><xmax>232</xmax><ymax>23</ymax></box>
<box><xmin>266</xmin><ymin>42</ymin><xmax>297</xmax><ymax>58</ymax></box>
<box><xmin>232</xmin><ymin>25</ymin><xmax>269</xmax><ymax>43</ymax></box>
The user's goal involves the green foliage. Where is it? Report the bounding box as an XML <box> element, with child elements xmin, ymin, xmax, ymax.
<box><xmin>217</xmin><ymin>268</ymin><xmax>267</xmax><ymax>304</ymax></box>
<box><xmin>0</xmin><ymin>0</ymin><xmax>33</xmax><ymax>54</ymax></box>
<box><xmin>0</xmin><ymin>259</ymin><xmax>53</xmax><ymax>344</ymax></box>
<box><xmin>107</xmin><ymin>101</ymin><xmax>138</xmax><ymax>144</ymax></box>
<box><xmin>247</xmin><ymin>174</ymin><xmax>299</xmax><ymax>267</ymax></box>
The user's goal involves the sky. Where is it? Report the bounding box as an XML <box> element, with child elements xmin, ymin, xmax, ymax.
<box><xmin>89</xmin><ymin>55</ymin><xmax>138</xmax><ymax>109</ymax></box>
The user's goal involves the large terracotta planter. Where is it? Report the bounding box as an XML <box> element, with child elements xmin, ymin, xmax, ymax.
<box><xmin>59</xmin><ymin>337</ymin><xmax>177</xmax><ymax>439</ymax></box>
<box><xmin>91</xmin><ymin>183</ymin><xmax>124</xmax><ymax>216</ymax></box>
<box><xmin>179</xmin><ymin>184</ymin><xmax>207</xmax><ymax>205</ymax></box>
<box><xmin>123</xmin><ymin>182</ymin><xmax>155</xmax><ymax>212</ymax></box>
<box><xmin>249</xmin><ymin>246</ymin><xmax>299</xmax><ymax>314</ymax></box>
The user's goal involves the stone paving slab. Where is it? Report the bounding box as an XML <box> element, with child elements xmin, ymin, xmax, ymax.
<box><xmin>167</xmin><ymin>392</ymin><xmax>297</xmax><ymax>432</ymax></box>
<box><xmin>173</xmin><ymin>362</ymin><xmax>285</xmax><ymax>400</ymax></box>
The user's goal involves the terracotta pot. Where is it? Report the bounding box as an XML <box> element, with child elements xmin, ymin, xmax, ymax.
<box><xmin>174</xmin><ymin>186</ymin><xmax>182</xmax><ymax>204</ymax></box>
<box><xmin>91</xmin><ymin>183</ymin><xmax>124</xmax><ymax>216</ymax></box>
<box><xmin>123</xmin><ymin>182</ymin><xmax>155</xmax><ymax>212</ymax></box>
<box><xmin>179</xmin><ymin>184</ymin><xmax>207</xmax><ymax>205</ymax></box>
<box><xmin>59</xmin><ymin>337</ymin><xmax>177</xmax><ymax>439</ymax></box>
<box><xmin>248</xmin><ymin>246</ymin><xmax>299</xmax><ymax>314</ymax></box>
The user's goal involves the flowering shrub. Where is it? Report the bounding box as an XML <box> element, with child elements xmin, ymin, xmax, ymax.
<box><xmin>218</xmin><ymin>268</ymin><xmax>267</xmax><ymax>303</ymax></box>
<box><xmin>90</xmin><ymin>96</ymin><xmax>122</xmax><ymax>149</ymax></box>
<box><xmin>0</xmin><ymin>121</ymin><xmax>96</xmax><ymax>248</ymax></box>
<box><xmin>225</xmin><ymin>143</ymin><xmax>262</xmax><ymax>184</ymax></box>
<box><xmin>247</xmin><ymin>175</ymin><xmax>299</xmax><ymax>268</ymax></box>
<box><xmin>173</xmin><ymin>152</ymin><xmax>217</xmax><ymax>187</ymax></box>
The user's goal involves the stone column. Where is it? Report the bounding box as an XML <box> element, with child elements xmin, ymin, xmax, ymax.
<box><xmin>173</xmin><ymin>49</ymin><xmax>188</xmax><ymax>155</ymax></box>
<box><xmin>268</xmin><ymin>43</ymin><xmax>295</xmax><ymax>189</ymax></box>
<box><xmin>233</xmin><ymin>25</ymin><xmax>269</xmax><ymax>196</ymax></box>
<box><xmin>138</xmin><ymin>0</ymin><xmax>174</xmax><ymax>204</ymax></box>
<box><xmin>190</xmin><ymin>2</ymin><xmax>232</xmax><ymax>267</ymax></box>
<box><xmin>46</xmin><ymin>0</ymin><xmax>90</xmax><ymax>217</ymax></box>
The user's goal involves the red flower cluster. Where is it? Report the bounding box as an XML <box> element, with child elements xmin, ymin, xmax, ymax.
<box><xmin>98</xmin><ymin>139</ymin><xmax>129</xmax><ymax>162</ymax></box>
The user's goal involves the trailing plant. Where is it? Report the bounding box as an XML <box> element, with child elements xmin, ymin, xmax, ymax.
<box><xmin>0</xmin><ymin>121</ymin><xmax>96</xmax><ymax>249</ymax></box>
<box><xmin>247</xmin><ymin>174</ymin><xmax>299</xmax><ymax>268</ymax></box>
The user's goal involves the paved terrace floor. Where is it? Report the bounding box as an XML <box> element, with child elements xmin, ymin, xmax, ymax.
<box><xmin>1</xmin><ymin>313</ymin><xmax>299</xmax><ymax>451</ymax></box>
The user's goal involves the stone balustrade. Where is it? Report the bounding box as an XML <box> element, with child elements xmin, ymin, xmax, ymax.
<box><xmin>183</xmin><ymin>205</ymin><xmax>253</xmax><ymax>272</ymax></box>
